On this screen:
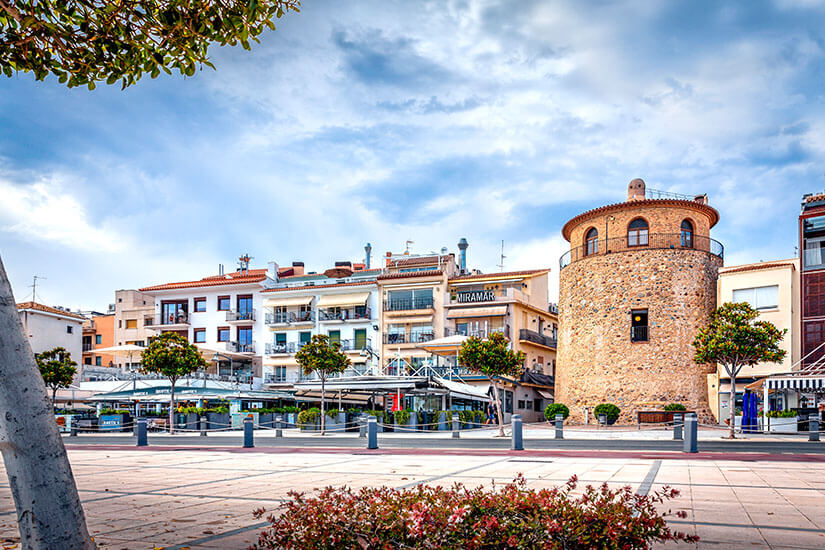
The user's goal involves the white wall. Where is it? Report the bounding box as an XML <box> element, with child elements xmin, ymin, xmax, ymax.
<box><xmin>19</xmin><ymin>310</ymin><xmax>83</xmax><ymax>365</ymax></box>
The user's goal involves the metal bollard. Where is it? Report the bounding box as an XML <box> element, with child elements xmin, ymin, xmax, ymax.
<box><xmin>136</xmin><ymin>419</ymin><xmax>148</xmax><ymax>447</ymax></box>
<box><xmin>683</xmin><ymin>413</ymin><xmax>698</xmax><ymax>453</ymax></box>
<box><xmin>243</xmin><ymin>417</ymin><xmax>254</xmax><ymax>448</ymax></box>
<box><xmin>511</xmin><ymin>414</ymin><xmax>523</xmax><ymax>450</ymax></box>
<box><xmin>809</xmin><ymin>415</ymin><xmax>820</xmax><ymax>442</ymax></box>
<box><xmin>367</xmin><ymin>416</ymin><xmax>378</xmax><ymax>449</ymax></box>
<box><xmin>70</xmin><ymin>423</ymin><xmax>77</xmax><ymax>437</ymax></box>
<box><xmin>555</xmin><ymin>414</ymin><xmax>564</xmax><ymax>439</ymax></box>
<box><xmin>276</xmin><ymin>416</ymin><xmax>283</xmax><ymax>438</ymax></box>
<box><xmin>598</xmin><ymin>413</ymin><xmax>607</xmax><ymax>427</ymax></box>
<box><xmin>673</xmin><ymin>413</ymin><xmax>683</xmax><ymax>441</ymax></box>
<box><xmin>200</xmin><ymin>416</ymin><xmax>207</xmax><ymax>437</ymax></box>
<box><xmin>359</xmin><ymin>414</ymin><xmax>367</xmax><ymax>438</ymax></box>
<box><xmin>452</xmin><ymin>413</ymin><xmax>460</xmax><ymax>439</ymax></box>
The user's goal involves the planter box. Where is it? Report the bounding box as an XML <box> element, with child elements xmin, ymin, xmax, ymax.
<box><xmin>597</xmin><ymin>415</ymin><xmax>617</xmax><ymax>426</ymax></box>
<box><xmin>258</xmin><ymin>413</ymin><xmax>274</xmax><ymax>427</ymax></box>
<box><xmin>438</xmin><ymin>412</ymin><xmax>448</xmax><ymax>431</ymax></box>
<box><xmin>768</xmin><ymin>416</ymin><xmax>799</xmax><ymax>433</ymax></box>
<box><xmin>206</xmin><ymin>412</ymin><xmax>230</xmax><ymax>430</ymax></box>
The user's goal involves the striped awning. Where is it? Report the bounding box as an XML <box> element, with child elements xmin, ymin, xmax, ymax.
<box><xmin>446</xmin><ymin>306</ymin><xmax>507</xmax><ymax>319</ymax></box>
<box><xmin>766</xmin><ymin>377</ymin><xmax>825</xmax><ymax>391</ymax></box>
<box><xmin>263</xmin><ymin>296</ymin><xmax>313</xmax><ymax>307</ymax></box>
<box><xmin>316</xmin><ymin>292</ymin><xmax>370</xmax><ymax>308</ymax></box>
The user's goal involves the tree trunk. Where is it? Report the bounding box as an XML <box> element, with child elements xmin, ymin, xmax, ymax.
<box><xmin>728</xmin><ymin>372</ymin><xmax>736</xmax><ymax>439</ymax></box>
<box><xmin>0</xmin><ymin>255</ymin><xmax>94</xmax><ymax>548</ymax></box>
<box><xmin>168</xmin><ymin>380</ymin><xmax>176</xmax><ymax>435</ymax></box>
<box><xmin>492</xmin><ymin>380</ymin><xmax>505</xmax><ymax>437</ymax></box>
<box><xmin>320</xmin><ymin>375</ymin><xmax>326</xmax><ymax>436</ymax></box>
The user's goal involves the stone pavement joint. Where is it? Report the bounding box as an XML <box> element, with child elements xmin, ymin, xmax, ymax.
<box><xmin>636</xmin><ymin>459</ymin><xmax>661</xmax><ymax>496</ymax></box>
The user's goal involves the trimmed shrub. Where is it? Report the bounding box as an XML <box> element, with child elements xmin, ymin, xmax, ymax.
<box><xmin>394</xmin><ymin>409</ymin><xmax>411</xmax><ymax>425</ymax></box>
<box><xmin>663</xmin><ymin>403</ymin><xmax>687</xmax><ymax>412</ymax></box>
<box><xmin>251</xmin><ymin>474</ymin><xmax>697</xmax><ymax>549</ymax></box>
<box><xmin>325</xmin><ymin>408</ymin><xmax>340</xmax><ymax>418</ymax></box>
<box><xmin>297</xmin><ymin>407</ymin><xmax>321</xmax><ymax>426</ymax></box>
<box><xmin>593</xmin><ymin>403</ymin><xmax>620</xmax><ymax>420</ymax></box>
<box><xmin>767</xmin><ymin>410</ymin><xmax>797</xmax><ymax>418</ymax></box>
<box><xmin>544</xmin><ymin>403</ymin><xmax>570</xmax><ymax>421</ymax></box>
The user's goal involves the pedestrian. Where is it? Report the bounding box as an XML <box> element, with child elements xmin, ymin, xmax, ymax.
<box><xmin>486</xmin><ymin>402</ymin><xmax>495</xmax><ymax>425</ymax></box>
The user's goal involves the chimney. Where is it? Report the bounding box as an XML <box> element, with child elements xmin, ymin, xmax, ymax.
<box><xmin>365</xmin><ymin>243</ymin><xmax>372</xmax><ymax>269</ymax></box>
<box><xmin>385</xmin><ymin>251</ymin><xmax>392</xmax><ymax>267</ymax></box>
<box><xmin>268</xmin><ymin>261</ymin><xmax>280</xmax><ymax>281</ymax></box>
<box><xmin>291</xmin><ymin>261</ymin><xmax>304</xmax><ymax>276</ymax></box>
<box><xmin>627</xmin><ymin>178</ymin><xmax>646</xmax><ymax>201</ymax></box>
<box><xmin>218</xmin><ymin>264</ymin><xmax>224</xmax><ymax>276</ymax></box>
<box><xmin>693</xmin><ymin>194</ymin><xmax>708</xmax><ymax>205</ymax></box>
<box><xmin>457</xmin><ymin>237</ymin><xmax>468</xmax><ymax>273</ymax></box>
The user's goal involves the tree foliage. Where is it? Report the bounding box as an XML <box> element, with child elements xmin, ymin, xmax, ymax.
<box><xmin>693</xmin><ymin>302</ymin><xmax>787</xmax><ymax>374</ymax></box>
<box><xmin>458</xmin><ymin>332</ymin><xmax>525</xmax><ymax>379</ymax></box>
<box><xmin>141</xmin><ymin>332</ymin><xmax>206</xmax><ymax>382</ymax></box>
<box><xmin>36</xmin><ymin>346</ymin><xmax>77</xmax><ymax>406</ymax></box>
<box><xmin>0</xmin><ymin>0</ymin><xmax>300</xmax><ymax>89</ymax></box>
<box><xmin>295</xmin><ymin>334</ymin><xmax>351</xmax><ymax>379</ymax></box>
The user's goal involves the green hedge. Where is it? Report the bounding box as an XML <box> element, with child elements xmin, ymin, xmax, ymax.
<box><xmin>544</xmin><ymin>403</ymin><xmax>570</xmax><ymax>420</ymax></box>
<box><xmin>593</xmin><ymin>403</ymin><xmax>621</xmax><ymax>420</ymax></box>
<box><xmin>767</xmin><ymin>410</ymin><xmax>798</xmax><ymax>418</ymax></box>
<box><xmin>663</xmin><ymin>403</ymin><xmax>686</xmax><ymax>412</ymax></box>
<box><xmin>394</xmin><ymin>409</ymin><xmax>412</xmax><ymax>425</ymax></box>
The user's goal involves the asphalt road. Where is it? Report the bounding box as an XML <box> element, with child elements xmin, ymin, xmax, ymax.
<box><xmin>61</xmin><ymin>433</ymin><xmax>825</xmax><ymax>454</ymax></box>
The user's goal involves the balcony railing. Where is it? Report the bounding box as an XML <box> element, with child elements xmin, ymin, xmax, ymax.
<box><xmin>383</xmin><ymin>332</ymin><xmax>435</xmax><ymax>344</ymax></box>
<box><xmin>631</xmin><ymin>326</ymin><xmax>649</xmax><ymax>342</ymax></box>
<box><xmin>265</xmin><ymin>341</ymin><xmax>306</xmax><ymax>355</ymax></box>
<box><xmin>559</xmin><ymin>233</ymin><xmax>724</xmax><ymax>269</ymax></box>
<box><xmin>226</xmin><ymin>309</ymin><xmax>256</xmax><ymax>322</ymax></box>
<box><xmin>334</xmin><ymin>338</ymin><xmax>371</xmax><ymax>351</ymax></box>
<box><xmin>518</xmin><ymin>328</ymin><xmax>557</xmax><ymax>349</ymax></box>
<box><xmin>318</xmin><ymin>308</ymin><xmax>371</xmax><ymax>321</ymax></box>
<box><xmin>383</xmin><ymin>297</ymin><xmax>435</xmax><ymax>311</ymax></box>
<box><xmin>228</xmin><ymin>341</ymin><xmax>256</xmax><ymax>353</ymax></box>
<box><xmin>265</xmin><ymin>311</ymin><xmax>314</xmax><ymax>325</ymax></box>
<box><xmin>444</xmin><ymin>326</ymin><xmax>508</xmax><ymax>339</ymax></box>
<box><xmin>148</xmin><ymin>312</ymin><xmax>190</xmax><ymax>326</ymax></box>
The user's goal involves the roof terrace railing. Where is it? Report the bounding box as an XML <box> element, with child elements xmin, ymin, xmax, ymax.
<box><xmin>559</xmin><ymin>233</ymin><xmax>723</xmax><ymax>269</ymax></box>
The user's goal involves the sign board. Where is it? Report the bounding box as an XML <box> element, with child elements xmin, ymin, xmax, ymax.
<box><xmin>99</xmin><ymin>414</ymin><xmax>123</xmax><ymax>431</ymax></box>
<box><xmin>455</xmin><ymin>290</ymin><xmax>495</xmax><ymax>303</ymax></box>
<box><xmin>231</xmin><ymin>412</ymin><xmax>258</xmax><ymax>428</ymax></box>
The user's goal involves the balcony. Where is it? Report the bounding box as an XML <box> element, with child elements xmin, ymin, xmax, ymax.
<box><xmin>228</xmin><ymin>341</ymin><xmax>256</xmax><ymax>354</ymax></box>
<box><xmin>146</xmin><ymin>312</ymin><xmax>190</xmax><ymax>328</ymax></box>
<box><xmin>265</xmin><ymin>341</ymin><xmax>307</xmax><ymax>355</ymax></box>
<box><xmin>318</xmin><ymin>308</ymin><xmax>371</xmax><ymax>322</ymax></box>
<box><xmin>335</xmin><ymin>338</ymin><xmax>371</xmax><ymax>352</ymax></box>
<box><xmin>82</xmin><ymin>343</ymin><xmax>93</xmax><ymax>352</ymax></box>
<box><xmin>518</xmin><ymin>328</ymin><xmax>557</xmax><ymax>349</ymax></box>
<box><xmin>383</xmin><ymin>297</ymin><xmax>434</xmax><ymax>312</ymax></box>
<box><xmin>631</xmin><ymin>326</ymin><xmax>649</xmax><ymax>342</ymax></box>
<box><xmin>444</xmin><ymin>326</ymin><xmax>508</xmax><ymax>339</ymax></box>
<box><xmin>383</xmin><ymin>331</ymin><xmax>436</xmax><ymax>345</ymax></box>
<box><xmin>559</xmin><ymin>233</ymin><xmax>724</xmax><ymax>269</ymax></box>
<box><xmin>265</xmin><ymin>311</ymin><xmax>314</xmax><ymax>325</ymax></box>
<box><xmin>226</xmin><ymin>309</ymin><xmax>256</xmax><ymax>323</ymax></box>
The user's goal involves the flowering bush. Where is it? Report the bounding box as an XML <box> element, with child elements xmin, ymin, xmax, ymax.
<box><xmin>251</xmin><ymin>474</ymin><xmax>697</xmax><ymax>549</ymax></box>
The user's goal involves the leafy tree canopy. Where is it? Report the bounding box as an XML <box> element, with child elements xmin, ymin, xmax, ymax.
<box><xmin>0</xmin><ymin>0</ymin><xmax>300</xmax><ymax>89</ymax></box>
<box><xmin>36</xmin><ymin>346</ymin><xmax>77</xmax><ymax>390</ymax></box>
<box><xmin>295</xmin><ymin>334</ymin><xmax>350</xmax><ymax>378</ymax></box>
<box><xmin>693</xmin><ymin>302</ymin><xmax>786</xmax><ymax>373</ymax></box>
<box><xmin>458</xmin><ymin>332</ymin><xmax>525</xmax><ymax>379</ymax></box>
<box><xmin>141</xmin><ymin>332</ymin><xmax>206</xmax><ymax>381</ymax></box>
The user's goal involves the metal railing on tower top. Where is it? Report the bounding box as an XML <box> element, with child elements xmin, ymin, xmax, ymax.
<box><xmin>559</xmin><ymin>233</ymin><xmax>723</xmax><ymax>269</ymax></box>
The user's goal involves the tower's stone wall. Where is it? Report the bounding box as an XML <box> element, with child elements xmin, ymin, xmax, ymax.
<box><xmin>556</xmin><ymin>196</ymin><xmax>722</xmax><ymax>424</ymax></box>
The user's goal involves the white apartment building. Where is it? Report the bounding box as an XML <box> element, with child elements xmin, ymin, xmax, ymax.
<box><xmin>260</xmin><ymin>264</ymin><xmax>382</xmax><ymax>387</ymax></box>
<box><xmin>17</xmin><ymin>301</ymin><xmax>85</xmax><ymax>378</ymax></box>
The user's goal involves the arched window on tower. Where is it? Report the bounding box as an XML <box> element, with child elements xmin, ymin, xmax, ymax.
<box><xmin>681</xmin><ymin>219</ymin><xmax>694</xmax><ymax>248</ymax></box>
<box><xmin>585</xmin><ymin>227</ymin><xmax>599</xmax><ymax>256</ymax></box>
<box><xmin>627</xmin><ymin>218</ymin><xmax>649</xmax><ymax>247</ymax></box>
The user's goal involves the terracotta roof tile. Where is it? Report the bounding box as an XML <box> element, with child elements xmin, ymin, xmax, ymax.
<box><xmin>449</xmin><ymin>269</ymin><xmax>550</xmax><ymax>282</ymax></box>
<box><xmin>388</xmin><ymin>255</ymin><xmax>453</xmax><ymax>267</ymax></box>
<box><xmin>17</xmin><ymin>301</ymin><xmax>86</xmax><ymax>321</ymax></box>
<box><xmin>719</xmin><ymin>260</ymin><xmax>797</xmax><ymax>275</ymax></box>
<box><xmin>261</xmin><ymin>281</ymin><xmax>376</xmax><ymax>293</ymax></box>
<box><xmin>140</xmin><ymin>269</ymin><xmax>269</xmax><ymax>291</ymax></box>
<box><xmin>378</xmin><ymin>269</ymin><xmax>445</xmax><ymax>281</ymax></box>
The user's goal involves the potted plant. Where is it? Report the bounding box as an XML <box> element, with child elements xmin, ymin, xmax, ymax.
<box><xmin>394</xmin><ymin>409</ymin><xmax>412</xmax><ymax>431</ymax></box>
<box><xmin>297</xmin><ymin>407</ymin><xmax>321</xmax><ymax>431</ymax></box>
<box><xmin>594</xmin><ymin>403</ymin><xmax>620</xmax><ymax>425</ymax></box>
<box><xmin>767</xmin><ymin>410</ymin><xmax>798</xmax><ymax>433</ymax></box>
<box><xmin>544</xmin><ymin>403</ymin><xmax>570</xmax><ymax>422</ymax></box>
<box><xmin>437</xmin><ymin>410</ymin><xmax>450</xmax><ymax>431</ymax></box>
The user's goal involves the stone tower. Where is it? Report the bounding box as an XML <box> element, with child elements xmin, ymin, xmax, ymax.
<box><xmin>555</xmin><ymin>179</ymin><xmax>724</xmax><ymax>423</ymax></box>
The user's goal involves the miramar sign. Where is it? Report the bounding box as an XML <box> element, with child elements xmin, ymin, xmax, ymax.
<box><xmin>455</xmin><ymin>289</ymin><xmax>496</xmax><ymax>303</ymax></box>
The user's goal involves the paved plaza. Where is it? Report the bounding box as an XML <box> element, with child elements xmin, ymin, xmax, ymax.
<box><xmin>2</xmin><ymin>435</ymin><xmax>825</xmax><ymax>549</ymax></box>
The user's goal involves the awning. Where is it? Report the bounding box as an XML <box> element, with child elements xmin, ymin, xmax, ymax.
<box><xmin>536</xmin><ymin>389</ymin><xmax>554</xmax><ymax>400</ymax></box>
<box><xmin>316</xmin><ymin>292</ymin><xmax>370</xmax><ymax>308</ymax></box>
<box><xmin>196</xmin><ymin>344</ymin><xmax>253</xmax><ymax>361</ymax></box>
<box><xmin>446</xmin><ymin>306</ymin><xmax>507</xmax><ymax>319</ymax></box>
<box><xmin>384</xmin><ymin>315</ymin><xmax>433</xmax><ymax>324</ymax></box>
<box><xmin>432</xmin><ymin>377</ymin><xmax>490</xmax><ymax>400</ymax></box>
<box><xmin>263</xmin><ymin>296</ymin><xmax>313</xmax><ymax>307</ymax></box>
<box><xmin>766</xmin><ymin>376</ymin><xmax>825</xmax><ymax>391</ymax></box>
<box><xmin>417</xmin><ymin>335</ymin><xmax>468</xmax><ymax>356</ymax></box>
<box><xmin>263</xmin><ymin>357</ymin><xmax>299</xmax><ymax>367</ymax></box>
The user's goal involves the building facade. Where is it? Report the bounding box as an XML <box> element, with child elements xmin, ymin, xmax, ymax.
<box><xmin>112</xmin><ymin>289</ymin><xmax>155</xmax><ymax>368</ymax></box>
<box><xmin>556</xmin><ymin>179</ymin><xmax>724</xmax><ymax>423</ymax></box>
<box><xmin>17</xmin><ymin>301</ymin><xmax>85</xmax><ymax>378</ymax></box>
<box><xmin>82</xmin><ymin>313</ymin><xmax>115</xmax><ymax>374</ymax></box>
<box><xmin>708</xmin><ymin>259</ymin><xmax>800</xmax><ymax>421</ymax></box>
<box><xmin>799</xmin><ymin>193</ymin><xmax>825</xmax><ymax>370</ymax></box>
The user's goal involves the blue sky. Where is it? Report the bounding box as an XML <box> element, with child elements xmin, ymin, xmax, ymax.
<box><xmin>1</xmin><ymin>0</ymin><xmax>824</xmax><ymax>309</ymax></box>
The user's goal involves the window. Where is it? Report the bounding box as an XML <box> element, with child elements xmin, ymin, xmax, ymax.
<box><xmin>193</xmin><ymin>297</ymin><xmax>206</xmax><ymax>312</ymax></box>
<box><xmin>95</xmin><ymin>334</ymin><xmax>102</xmax><ymax>345</ymax></box>
<box><xmin>534</xmin><ymin>398</ymin><xmax>542</xmax><ymax>412</ymax></box>
<box><xmin>118</xmin><ymin>320</ymin><xmax>122</xmax><ymax>328</ymax></box>
<box><xmin>805</xmin><ymin>272</ymin><xmax>825</xmax><ymax>317</ymax></box>
<box><xmin>680</xmin><ymin>219</ymin><xmax>694</xmax><ymax>248</ymax></box>
<box><xmin>354</xmin><ymin>328</ymin><xmax>367</xmax><ymax>350</ymax></box>
<box><xmin>125</xmin><ymin>319</ymin><xmax>137</xmax><ymax>329</ymax></box>
<box><xmin>732</xmin><ymin>285</ymin><xmax>779</xmax><ymax>310</ymax></box>
<box><xmin>237</xmin><ymin>295</ymin><xmax>253</xmax><ymax>314</ymax></box>
<box><xmin>161</xmin><ymin>301</ymin><xmax>188</xmax><ymax>324</ymax></box>
<box><xmin>95</xmin><ymin>356</ymin><xmax>102</xmax><ymax>366</ymax></box>
<box><xmin>328</xmin><ymin>330</ymin><xmax>341</xmax><ymax>343</ymax></box>
<box><xmin>627</xmin><ymin>218</ymin><xmax>649</xmax><ymax>247</ymax></box>
<box><xmin>410</xmin><ymin>324</ymin><xmax>434</xmax><ymax>342</ymax></box>
<box><xmin>299</xmin><ymin>331</ymin><xmax>311</xmax><ymax>344</ymax></box>
<box><xmin>193</xmin><ymin>328</ymin><xmax>206</xmax><ymax>343</ymax></box>
<box><xmin>144</xmin><ymin>317</ymin><xmax>153</xmax><ymax>327</ymax></box>
<box><xmin>585</xmin><ymin>227</ymin><xmax>598</xmax><ymax>256</ymax></box>
<box><xmin>238</xmin><ymin>326</ymin><xmax>253</xmax><ymax>346</ymax></box>
<box><xmin>217</xmin><ymin>326</ymin><xmax>230</xmax><ymax>342</ymax></box>
<box><xmin>84</xmin><ymin>357</ymin><xmax>91</xmax><ymax>365</ymax></box>
<box><xmin>631</xmin><ymin>309</ymin><xmax>648</xmax><ymax>342</ymax></box>
<box><xmin>803</xmin><ymin>215</ymin><xmax>825</xmax><ymax>269</ymax></box>
<box><xmin>66</xmin><ymin>325</ymin><xmax>73</xmax><ymax>334</ymax></box>
<box><xmin>387</xmin><ymin>288</ymin><xmax>434</xmax><ymax>310</ymax></box>
<box><xmin>217</xmin><ymin>295</ymin><xmax>230</xmax><ymax>311</ymax></box>
<box><xmin>517</xmin><ymin>400</ymin><xmax>525</xmax><ymax>409</ymax></box>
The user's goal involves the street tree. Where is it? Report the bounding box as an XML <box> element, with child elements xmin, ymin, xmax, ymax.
<box><xmin>0</xmin><ymin>257</ymin><xmax>94</xmax><ymax>548</ymax></box>
<box><xmin>295</xmin><ymin>334</ymin><xmax>350</xmax><ymax>435</ymax></box>
<box><xmin>0</xmin><ymin>0</ymin><xmax>300</xmax><ymax>89</ymax></box>
<box><xmin>693</xmin><ymin>302</ymin><xmax>786</xmax><ymax>439</ymax></box>
<box><xmin>458</xmin><ymin>332</ymin><xmax>525</xmax><ymax>437</ymax></box>
<box><xmin>141</xmin><ymin>332</ymin><xmax>206</xmax><ymax>434</ymax></box>
<box><xmin>36</xmin><ymin>346</ymin><xmax>77</xmax><ymax>408</ymax></box>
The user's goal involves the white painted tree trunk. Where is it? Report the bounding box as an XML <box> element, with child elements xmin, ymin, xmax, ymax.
<box><xmin>168</xmin><ymin>381</ymin><xmax>177</xmax><ymax>435</ymax></box>
<box><xmin>728</xmin><ymin>370</ymin><xmax>737</xmax><ymax>440</ymax></box>
<box><xmin>492</xmin><ymin>381</ymin><xmax>505</xmax><ymax>437</ymax></box>
<box><xmin>0</xmin><ymin>256</ymin><xmax>94</xmax><ymax>548</ymax></box>
<box><xmin>320</xmin><ymin>375</ymin><xmax>326</xmax><ymax>436</ymax></box>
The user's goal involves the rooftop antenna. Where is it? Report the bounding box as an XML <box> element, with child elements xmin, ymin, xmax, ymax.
<box><xmin>31</xmin><ymin>275</ymin><xmax>46</xmax><ymax>303</ymax></box>
<box><xmin>496</xmin><ymin>240</ymin><xmax>506</xmax><ymax>272</ymax></box>
<box><xmin>238</xmin><ymin>253</ymin><xmax>253</xmax><ymax>274</ymax></box>
<box><xmin>405</xmin><ymin>240</ymin><xmax>414</xmax><ymax>255</ymax></box>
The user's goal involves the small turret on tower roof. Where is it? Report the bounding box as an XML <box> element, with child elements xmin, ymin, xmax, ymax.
<box><xmin>627</xmin><ymin>178</ymin><xmax>646</xmax><ymax>201</ymax></box>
